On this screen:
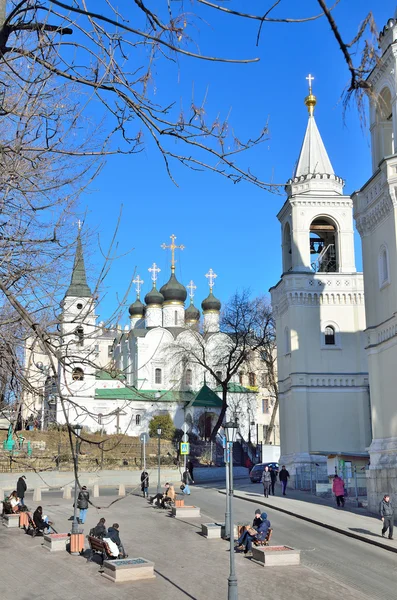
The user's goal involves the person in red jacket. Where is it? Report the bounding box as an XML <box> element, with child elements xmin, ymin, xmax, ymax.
<box><xmin>332</xmin><ymin>474</ymin><xmax>345</xmax><ymax>507</ymax></box>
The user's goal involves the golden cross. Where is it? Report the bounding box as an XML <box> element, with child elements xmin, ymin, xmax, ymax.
<box><xmin>161</xmin><ymin>234</ymin><xmax>185</xmax><ymax>271</ymax></box>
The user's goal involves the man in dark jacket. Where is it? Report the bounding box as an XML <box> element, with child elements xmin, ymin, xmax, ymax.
<box><xmin>16</xmin><ymin>476</ymin><xmax>27</xmax><ymax>506</ymax></box>
<box><xmin>108</xmin><ymin>523</ymin><xmax>127</xmax><ymax>558</ymax></box>
<box><xmin>279</xmin><ymin>465</ymin><xmax>290</xmax><ymax>496</ymax></box>
<box><xmin>77</xmin><ymin>485</ymin><xmax>90</xmax><ymax>524</ymax></box>
<box><xmin>261</xmin><ymin>466</ymin><xmax>272</xmax><ymax>498</ymax></box>
<box><xmin>269</xmin><ymin>467</ymin><xmax>277</xmax><ymax>496</ymax></box>
<box><xmin>380</xmin><ymin>494</ymin><xmax>394</xmax><ymax>540</ymax></box>
<box><xmin>90</xmin><ymin>517</ymin><xmax>107</xmax><ymax>539</ymax></box>
<box><xmin>141</xmin><ymin>471</ymin><xmax>149</xmax><ymax>498</ymax></box>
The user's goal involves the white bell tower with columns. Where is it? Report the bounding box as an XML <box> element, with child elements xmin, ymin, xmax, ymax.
<box><xmin>352</xmin><ymin>13</ymin><xmax>397</xmax><ymax>512</ymax></box>
<box><xmin>270</xmin><ymin>76</ymin><xmax>370</xmax><ymax>483</ymax></box>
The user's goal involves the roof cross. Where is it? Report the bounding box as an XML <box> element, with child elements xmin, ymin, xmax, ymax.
<box><xmin>187</xmin><ymin>280</ymin><xmax>197</xmax><ymax>300</ymax></box>
<box><xmin>133</xmin><ymin>275</ymin><xmax>144</xmax><ymax>297</ymax></box>
<box><xmin>205</xmin><ymin>268</ymin><xmax>217</xmax><ymax>292</ymax></box>
<box><xmin>161</xmin><ymin>234</ymin><xmax>185</xmax><ymax>272</ymax></box>
<box><xmin>148</xmin><ymin>262</ymin><xmax>161</xmax><ymax>284</ymax></box>
<box><xmin>306</xmin><ymin>73</ymin><xmax>314</xmax><ymax>93</ymax></box>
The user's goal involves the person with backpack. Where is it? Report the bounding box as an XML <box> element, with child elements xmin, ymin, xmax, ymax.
<box><xmin>76</xmin><ymin>485</ymin><xmax>90</xmax><ymax>524</ymax></box>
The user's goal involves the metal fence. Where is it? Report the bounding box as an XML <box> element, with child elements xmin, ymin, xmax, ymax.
<box><xmin>295</xmin><ymin>463</ymin><xmax>368</xmax><ymax>504</ymax></box>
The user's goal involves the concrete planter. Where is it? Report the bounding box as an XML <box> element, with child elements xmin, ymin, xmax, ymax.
<box><xmin>102</xmin><ymin>558</ymin><xmax>155</xmax><ymax>583</ymax></box>
<box><xmin>252</xmin><ymin>545</ymin><xmax>300</xmax><ymax>567</ymax></box>
<box><xmin>201</xmin><ymin>522</ymin><xmax>225</xmax><ymax>539</ymax></box>
<box><xmin>43</xmin><ymin>533</ymin><xmax>69</xmax><ymax>552</ymax></box>
<box><xmin>171</xmin><ymin>505</ymin><xmax>200</xmax><ymax>518</ymax></box>
<box><xmin>4</xmin><ymin>514</ymin><xmax>20</xmax><ymax>528</ymax></box>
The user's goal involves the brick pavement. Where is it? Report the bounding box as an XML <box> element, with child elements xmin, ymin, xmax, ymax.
<box><xmin>0</xmin><ymin>490</ymin><xmax>375</xmax><ymax>600</ymax></box>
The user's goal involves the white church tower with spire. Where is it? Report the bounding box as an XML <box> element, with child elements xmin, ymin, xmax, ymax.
<box><xmin>270</xmin><ymin>77</ymin><xmax>371</xmax><ymax>481</ymax></box>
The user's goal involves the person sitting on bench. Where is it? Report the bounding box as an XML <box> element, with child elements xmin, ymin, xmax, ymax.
<box><xmin>107</xmin><ymin>523</ymin><xmax>127</xmax><ymax>558</ymax></box>
<box><xmin>90</xmin><ymin>517</ymin><xmax>107</xmax><ymax>539</ymax></box>
<box><xmin>9</xmin><ymin>491</ymin><xmax>21</xmax><ymax>513</ymax></box>
<box><xmin>33</xmin><ymin>506</ymin><xmax>53</xmax><ymax>532</ymax></box>
<box><xmin>236</xmin><ymin>512</ymin><xmax>271</xmax><ymax>555</ymax></box>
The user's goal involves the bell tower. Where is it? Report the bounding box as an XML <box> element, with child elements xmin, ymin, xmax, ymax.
<box><xmin>270</xmin><ymin>77</ymin><xmax>370</xmax><ymax>483</ymax></box>
<box><xmin>352</xmin><ymin>13</ymin><xmax>397</xmax><ymax>512</ymax></box>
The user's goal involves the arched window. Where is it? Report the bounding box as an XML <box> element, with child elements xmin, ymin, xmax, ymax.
<box><xmin>185</xmin><ymin>369</ymin><xmax>192</xmax><ymax>385</ymax></box>
<box><xmin>174</xmin><ymin>310</ymin><xmax>178</xmax><ymax>326</ymax></box>
<box><xmin>283</xmin><ymin>222</ymin><xmax>292</xmax><ymax>272</ymax></box>
<box><xmin>284</xmin><ymin>327</ymin><xmax>291</xmax><ymax>354</ymax></box>
<box><xmin>98</xmin><ymin>413</ymin><xmax>103</xmax><ymax>426</ymax></box>
<box><xmin>325</xmin><ymin>325</ymin><xmax>335</xmax><ymax>346</ymax></box>
<box><xmin>155</xmin><ymin>368</ymin><xmax>162</xmax><ymax>384</ymax></box>
<box><xmin>75</xmin><ymin>326</ymin><xmax>84</xmax><ymax>346</ymax></box>
<box><xmin>310</xmin><ymin>217</ymin><xmax>339</xmax><ymax>273</ymax></box>
<box><xmin>379</xmin><ymin>246</ymin><xmax>390</xmax><ymax>287</ymax></box>
<box><xmin>136</xmin><ymin>414</ymin><xmax>141</xmax><ymax>426</ymax></box>
<box><xmin>238</xmin><ymin>372</ymin><xmax>244</xmax><ymax>385</ymax></box>
<box><xmin>376</xmin><ymin>87</ymin><xmax>394</xmax><ymax>164</ymax></box>
<box><xmin>248</xmin><ymin>372</ymin><xmax>256</xmax><ymax>387</ymax></box>
<box><xmin>72</xmin><ymin>367</ymin><xmax>84</xmax><ymax>381</ymax></box>
<box><xmin>215</xmin><ymin>370</ymin><xmax>222</xmax><ymax>380</ymax></box>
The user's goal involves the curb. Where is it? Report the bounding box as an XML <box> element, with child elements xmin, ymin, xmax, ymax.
<box><xmin>218</xmin><ymin>490</ymin><xmax>397</xmax><ymax>555</ymax></box>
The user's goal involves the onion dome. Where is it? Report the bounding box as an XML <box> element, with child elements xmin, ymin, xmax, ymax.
<box><xmin>201</xmin><ymin>291</ymin><xmax>221</xmax><ymax>313</ymax></box>
<box><xmin>185</xmin><ymin>301</ymin><xmax>200</xmax><ymax>323</ymax></box>
<box><xmin>160</xmin><ymin>272</ymin><xmax>187</xmax><ymax>304</ymax></box>
<box><xmin>128</xmin><ymin>297</ymin><xmax>144</xmax><ymax>317</ymax></box>
<box><xmin>144</xmin><ymin>285</ymin><xmax>164</xmax><ymax>307</ymax></box>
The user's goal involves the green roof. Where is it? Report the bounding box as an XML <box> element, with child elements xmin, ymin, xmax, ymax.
<box><xmin>214</xmin><ymin>382</ymin><xmax>253</xmax><ymax>394</ymax></box>
<box><xmin>95</xmin><ymin>387</ymin><xmax>195</xmax><ymax>402</ymax></box>
<box><xmin>65</xmin><ymin>233</ymin><xmax>92</xmax><ymax>298</ymax></box>
<box><xmin>190</xmin><ymin>384</ymin><xmax>223</xmax><ymax>408</ymax></box>
<box><xmin>95</xmin><ymin>370</ymin><xmax>126</xmax><ymax>381</ymax></box>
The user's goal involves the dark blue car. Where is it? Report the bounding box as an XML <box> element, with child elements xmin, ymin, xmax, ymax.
<box><xmin>249</xmin><ymin>462</ymin><xmax>279</xmax><ymax>483</ymax></box>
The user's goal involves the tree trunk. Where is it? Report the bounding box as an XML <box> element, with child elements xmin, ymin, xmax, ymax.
<box><xmin>210</xmin><ymin>386</ymin><xmax>228</xmax><ymax>441</ymax></box>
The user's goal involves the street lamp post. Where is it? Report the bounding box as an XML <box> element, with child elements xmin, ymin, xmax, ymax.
<box><xmin>224</xmin><ymin>435</ymin><xmax>231</xmax><ymax>539</ymax></box>
<box><xmin>71</xmin><ymin>424</ymin><xmax>82</xmax><ymax>535</ymax></box>
<box><xmin>224</xmin><ymin>421</ymin><xmax>238</xmax><ymax>600</ymax></box>
<box><xmin>157</xmin><ymin>427</ymin><xmax>162</xmax><ymax>494</ymax></box>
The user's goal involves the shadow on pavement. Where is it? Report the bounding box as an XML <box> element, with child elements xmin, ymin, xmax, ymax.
<box><xmin>348</xmin><ymin>528</ymin><xmax>382</xmax><ymax>538</ymax></box>
<box><xmin>155</xmin><ymin>569</ymin><xmax>198</xmax><ymax>600</ymax></box>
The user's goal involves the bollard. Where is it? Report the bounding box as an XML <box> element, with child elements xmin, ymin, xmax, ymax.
<box><xmin>63</xmin><ymin>486</ymin><xmax>71</xmax><ymax>500</ymax></box>
<box><xmin>93</xmin><ymin>484</ymin><xmax>99</xmax><ymax>498</ymax></box>
<box><xmin>33</xmin><ymin>488</ymin><xmax>42</xmax><ymax>502</ymax></box>
<box><xmin>118</xmin><ymin>483</ymin><xmax>126</xmax><ymax>497</ymax></box>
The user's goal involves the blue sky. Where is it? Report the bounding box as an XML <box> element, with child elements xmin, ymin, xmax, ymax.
<box><xmin>77</xmin><ymin>1</ymin><xmax>394</xmax><ymax>324</ymax></box>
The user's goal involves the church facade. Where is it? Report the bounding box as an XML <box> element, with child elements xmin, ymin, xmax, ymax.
<box><xmin>270</xmin><ymin>78</ymin><xmax>371</xmax><ymax>482</ymax></box>
<box><xmin>352</xmin><ymin>14</ymin><xmax>397</xmax><ymax>512</ymax></box>
<box><xmin>23</xmin><ymin>234</ymin><xmax>275</xmax><ymax>446</ymax></box>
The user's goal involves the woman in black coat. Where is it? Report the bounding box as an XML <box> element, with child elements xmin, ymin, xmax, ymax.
<box><xmin>76</xmin><ymin>486</ymin><xmax>90</xmax><ymax>524</ymax></box>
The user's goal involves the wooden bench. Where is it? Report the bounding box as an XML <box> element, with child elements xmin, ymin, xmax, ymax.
<box><xmin>254</xmin><ymin>528</ymin><xmax>273</xmax><ymax>547</ymax></box>
<box><xmin>87</xmin><ymin>535</ymin><xmax>116</xmax><ymax>565</ymax></box>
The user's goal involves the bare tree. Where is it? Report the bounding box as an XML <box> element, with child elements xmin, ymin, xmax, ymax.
<box><xmin>169</xmin><ymin>291</ymin><xmax>276</xmax><ymax>441</ymax></box>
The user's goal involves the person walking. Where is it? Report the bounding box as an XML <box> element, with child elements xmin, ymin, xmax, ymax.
<box><xmin>187</xmin><ymin>459</ymin><xmax>195</xmax><ymax>483</ymax></box>
<box><xmin>279</xmin><ymin>465</ymin><xmax>290</xmax><ymax>496</ymax></box>
<box><xmin>16</xmin><ymin>475</ymin><xmax>27</xmax><ymax>506</ymax></box>
<box><xmin>380</xmin><ymin>494</ymin><xmax>394</xmax><ymax>540</ymax></box>
<box><xmin>76</xmin><ymin>485</ymin><xmax>90</xmax><ymax>524</ymax></box>
<box><xmin>261</xmin><ymin>466</ymin><xmax>272</xmax><ymax>498</ymax></box>
<box><xmin>141</xmin><ymin>470</ymin><xmax>149</xmax><ymax>498</ymax></box>
<box><xmin>269</xmin><ymin>467</ymin><xmax>277</xmax><ymax>496</ymax></box>
<box><xmin>332</xmin><ymin>474</ymin><xmax>345</xmax><ymax>507</ymax></box>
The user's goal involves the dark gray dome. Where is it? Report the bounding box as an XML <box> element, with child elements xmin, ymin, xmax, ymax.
<box><xmin>144</xmin><ymin>285</ymin><xmax>164</xmax><ymax>306</ymax></box>
<box><xmin>160</xmin><ymin>272</ymin><xmax>187</xmax><ymax>303</ymax></box>
<box><xmin>128</xmin><ymin>298</ymin><xmax>144</xmax><ymax>316</ymax></box>
<box><xmin>201</xmin><ymin>291</ymin><xmax>221</xmax><ymax>312</ymax></box>
<box><xmin>185</xmin><ymin>302</ymin><xmax>200</xmax><ymax>322</ymax></box>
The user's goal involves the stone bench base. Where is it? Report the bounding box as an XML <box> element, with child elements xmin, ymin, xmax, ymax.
<box><xmin>202</xmin><ymin>522</ymin><xmax>225</xmax><ymax>538</ymax></box>
<box><xmin>171</xmin><ymin>505</ymin><xmax>200</xmax><ymax>518</ymax></box>
<box><xmin>43</xmin><ymin>533</ymin><xmax>69</xmax><ymax>552</ymax></box>
<box><xmin>3</xmin><ymin>514</ymin><xmax>20</xmax><ymax>528</ymax></box>
<box><xmin>252</xmin><ymin>545</ymin><xmax>301</xmax><ymax>567</ymax></box>
<box><xmin>102</xmin><ymin>558</ymin><xmax>155</xmax><ymax>583</ymax></box>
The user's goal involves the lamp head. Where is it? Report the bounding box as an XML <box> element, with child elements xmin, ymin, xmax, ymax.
<box><xmin>157</xmin><ymin>427</ymin><xmax>162</xmax><ymax>436</ymax></box>
<box><xmin>224</xmin><ymin>420</ymin><xmax>238</xmax><ymax>443</ymax></box>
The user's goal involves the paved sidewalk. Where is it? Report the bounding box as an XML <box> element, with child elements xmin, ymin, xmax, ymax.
<box><xmin>226</xmin><ymin>483</ymin><xmax>397</xmax><ymax>553</ymax></box>
<box><xmin>0</xmin><ymin>489</ymin><xmax>375</xmax><ymax>600</ymax></box>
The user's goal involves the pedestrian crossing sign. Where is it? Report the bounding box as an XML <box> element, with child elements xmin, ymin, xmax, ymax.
<box><xmin>180</xmin><ymin>442</ymin><xmax>190</xmax><ymax>455</ymax></box>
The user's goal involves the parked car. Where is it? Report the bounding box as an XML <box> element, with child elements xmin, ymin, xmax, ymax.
<box><xmin>249</xmin><ymin>462</ymin><xmax>279</xmax><ymax>483</ymax></box>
